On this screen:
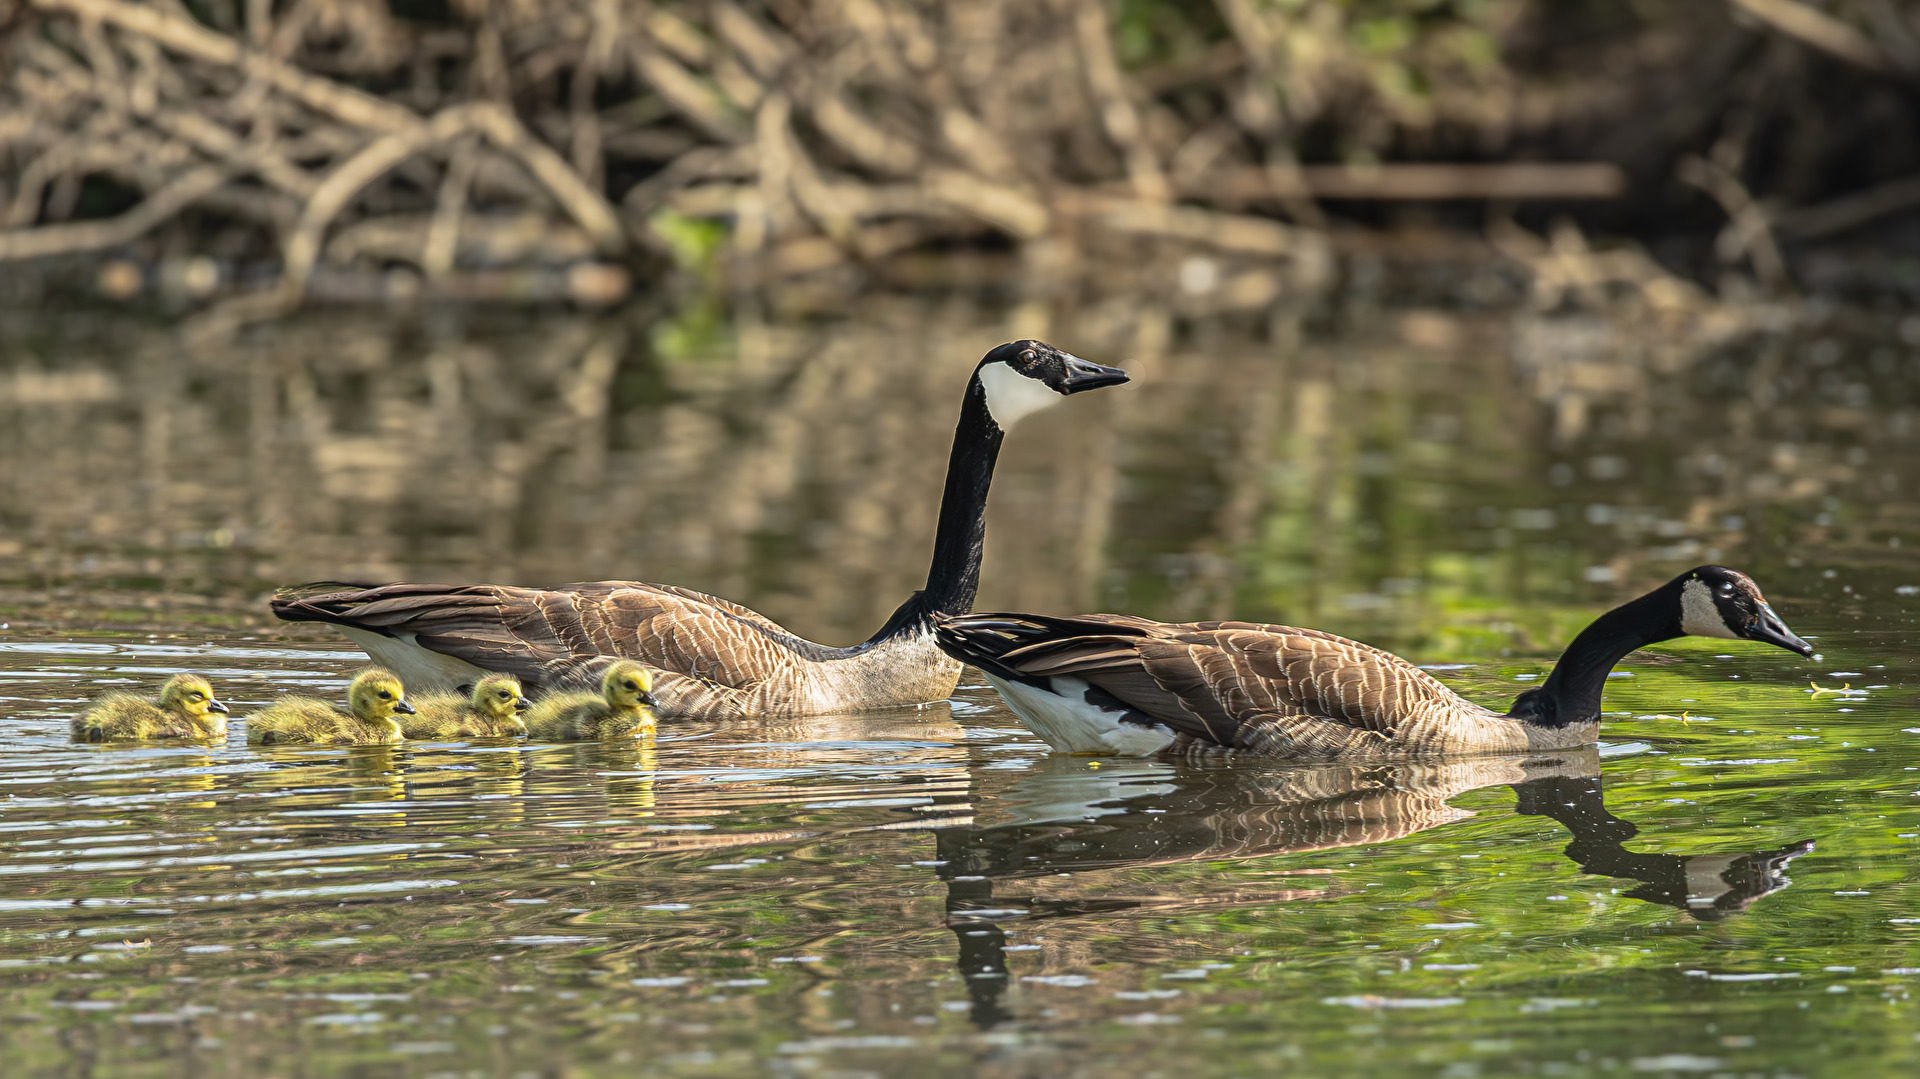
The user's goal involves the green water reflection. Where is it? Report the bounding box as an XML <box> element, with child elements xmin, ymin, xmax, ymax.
<box><xmin>1</xmin><ymin>301</ymin><xmax>1918</xmax><ymax>1076</ymax></box>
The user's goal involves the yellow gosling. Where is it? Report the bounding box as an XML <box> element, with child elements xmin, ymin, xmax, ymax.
<box><xmin>246</xmin><ymin>668</ymin><xmax>414</xmax><ymax>745</ymax></box>
<box><xmin>73</xmin><ymin>673</ymin><xmax>228</xmax><ymax>742</ymax></box>
<box><xmin>403</xmin><ymin>673</ymin><xmax>530</xmax><ymax>739</ymax></box>
<box><xmin>525</xmin><ymin>660</ymin><xmax>657</xmax><ymax>741</ymax></box>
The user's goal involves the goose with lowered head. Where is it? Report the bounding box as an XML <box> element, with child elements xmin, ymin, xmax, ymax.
<box><xmin>270</xmin><ymin>341</ymin><xmax>1128</xmax><ymax>718</ymax></box>
<box><xmin>935</xmin><ymin>566</ymin><xmax>1813</xmax><ymax>758</ymax></box>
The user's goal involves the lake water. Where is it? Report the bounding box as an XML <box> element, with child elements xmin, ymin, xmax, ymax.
<box><xmin>2</xmin><ymin>297</ymin><xmax>1918</xmax><ymax>1076</ymax></box>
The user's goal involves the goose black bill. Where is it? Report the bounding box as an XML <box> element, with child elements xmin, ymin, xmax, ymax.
<box><xmin>1059</xmin><ymin>354</ymin><xmax>1129</xmax><ymax>393</ymax></box>
<box><xmin>1749</xmin><ymin>603</ymin><xmax>1814</xmax><ymax>657</ymax></box>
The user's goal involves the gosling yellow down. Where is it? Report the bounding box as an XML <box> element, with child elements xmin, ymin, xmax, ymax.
<box><xmin>525</xmin><ymin>660</ymin><xmax>657</xmax><ymax>741</ymax></box>
<box><xmin>403</xmin><ymin>673</ymin><xmax>530</xmax><ymax>739</ymax></box>
<box><xmin>73</xmin><ymin>673</ymin><xmax>229</xmax><ymax>742</ymax></box>
<box><xmin>246</xmin><ymin>669</ymin><xmax>414</xmax><ymax>745</ymax></box>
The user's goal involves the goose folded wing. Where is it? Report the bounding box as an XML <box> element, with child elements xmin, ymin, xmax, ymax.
<box><xmin>986</xmin><ymin>620</ymin><xmax>1246</xmax><ymax>745</ymax></box>
<box><xmin>561</xmin><ymin>582</ymin><xmax>824</xmax><ymax>682</ymax></box>
<box><xmin>1188</xmin><ymin>623</ymin><xmax>1473</xmax><ymax>737</ymax></box>
<box><xmin>998</xmin><ymin>620</ymin><xmax>1466</xmax><ymax>746</ymax></box>
<box><xmin>275</xmin><ymin>580</ymin><xmax>811</xmax><ymax>691</ymax></box>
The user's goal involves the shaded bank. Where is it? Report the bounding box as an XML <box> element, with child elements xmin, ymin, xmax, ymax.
<box><xmin>6</xmin><ymin>1</ymin><xmax>1920</xmax><ymax>318</ymax></box>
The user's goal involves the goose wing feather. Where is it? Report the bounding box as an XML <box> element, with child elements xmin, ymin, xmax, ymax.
<box><xmin>273</xmin><ymin>581</ymin><xmax>824</xmax><ymax>694</ymax></box>
<box><xmin>943</xmin><ymin>613</ymin><xmax>1472</xmax><ymax>748</ymax></box>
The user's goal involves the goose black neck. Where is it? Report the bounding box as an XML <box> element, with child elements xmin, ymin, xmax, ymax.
<box><xmin>858</xmin><ymin>374</ymin><xmax>1002</xmax><ymax>649</ymax></box>
<box><xmin>921</xmin><ymin>374</ymin><xmax>1002</xmax><ymax>617</ymax></box>
<box><xmin>1509</xmin><ymin>589</ymin><xmax>1680</xmax><ymax>728</ymax></box>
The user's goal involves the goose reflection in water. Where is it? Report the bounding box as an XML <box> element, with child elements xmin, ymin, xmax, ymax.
<box><xmin>934</xmin><ymin>749</ymin><xmax>1811</xmax><ymax>1028</ymax></box>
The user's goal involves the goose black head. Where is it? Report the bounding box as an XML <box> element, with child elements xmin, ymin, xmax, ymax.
<box><xmin>974</xmin><ymin>340</ymin><xmax>1128</xmax><ymax>430</ymax></box>
<box><xmin>1671</xmin><ymin>566</ymin><xmax>1813</xmax><ymax>657</ymax></box>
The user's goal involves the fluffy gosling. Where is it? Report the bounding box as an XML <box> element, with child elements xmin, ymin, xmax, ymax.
<box><xmin>524</xmin><ymin>660</ymin><xmax>657</xmax><ymax>741</ymax></box>
<box><xmin>246</xmin><ymin>668</ymin><xmax>414</xmax><ymax>745</ymax></box>
<box><xmin>403</xmin><ymin>673</ymin><xmax>530</xmax><ymax>740</ymax></box>
<box><xmin>73</xmin><ymin>673</ymin><xmax>229</xmax><ymax>742</ymax></box>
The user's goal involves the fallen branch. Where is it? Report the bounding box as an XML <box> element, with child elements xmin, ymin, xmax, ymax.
<box><xmin>1777</xmin><ymin>174</ymin><xmax>1920</xmax><ymax>239</ymax></box>
<box><xmin>32</xmin><ymin>0</ymin><xmax>624</xmax><ymax>256</ymax></box>
<box><xmin>1678</xmin><ymin>154</ymin><xmax>1789</xmax><ymax>293</ymax></box>
<box><xmin>148</xmin><ymin>110</ymin><xmax>318</xmax><ymax>198</ymax></box>
<box><xmin>1205</xmin><ymin>162</ymin><xmax>1628</xmax><ymax>201</ymax></box>
<box><xmin>423</xmin><ymin>136</ymin><xmax>480</xmax><ymax>278</ymax></box>
<box><xmin>1072</xmin><ymin>0</ymin><xmax>1169</xmax><ymax>203</ymax></box>
<box><xmin>279</xmin><ymin>128</ymin><xmax>438</xmax><ymax>299</ymax></box>
<box><xmin>33</xmin><ymin>0</ymin><xmax>420</xmax><ymax>131</ymax></box>
<box><xmin>1727</xmin><ymin>0</ymin><xmax>1900</xmax><ymax>77</ymax></box>
<box><xmin>923</xmin><ymin>170</ymin><xmax>1049</xmax><ymax>240</ymax></box>
<box><xmin>0</xmin><ymin>165</ymin><xmax>228</xmax><ymax>260</ymax></box>
<box><xmin>1065</xmin><ymin>193</ymin><xmax>1303</xmax><ymax>257</ymax></box>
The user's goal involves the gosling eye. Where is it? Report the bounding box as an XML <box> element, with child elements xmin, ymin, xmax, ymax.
<box><xmin>378</xmin><ymin>690</ymin><xmax>392</xmax><ymax>700</ymax></box>
<box><xmin>189</xmin><ymin>692</ymin><xmax>204</xmax><ymax>701</ymax></box>
<box><xmin>496</xmin><ymin>691</ymin><xmax>511</xmax><ymax>699</ymax></box>
<box><xmin>622</xmin><ymin>680</ymin><xmax>638</xmax><ymax>691</ymax></box>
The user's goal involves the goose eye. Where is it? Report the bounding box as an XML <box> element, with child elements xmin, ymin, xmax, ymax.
<box><xmin>1719</xmin><ymin>582</ymin><xmax>1734</xmax><ymax>595</ymax></box>
<box><xmin>1020</xmin><ymin>349</ymin><xmax>1035</xmax><ymax>363</ymax></box>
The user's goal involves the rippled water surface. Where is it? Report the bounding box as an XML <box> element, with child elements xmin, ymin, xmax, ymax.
<box><xmin>3</xmin><ymin>301</ymin><xmax>1920</xmax><ymax>1076</ymax></box>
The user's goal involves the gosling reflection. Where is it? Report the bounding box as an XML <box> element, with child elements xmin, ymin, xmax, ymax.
<box><xmin>937</xmin><ymin>750</ymin><xmax>1810</xmax><ymax>1027</ymax></box>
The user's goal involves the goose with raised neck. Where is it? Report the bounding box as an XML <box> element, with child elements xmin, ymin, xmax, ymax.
<box><xmin>270</xmin><ymin>341</ymin><xmax>1128</xmax><ymax>718</ymax></box>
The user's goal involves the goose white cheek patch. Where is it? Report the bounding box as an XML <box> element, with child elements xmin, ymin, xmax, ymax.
<box><xmin>977</xmin><ymin>360</ymin><xmax>1062</xmax><ymax>429</ymax></box>
<box><xmin>1679</xmin><ymin>579</ymin><xmax>1740</xmax><ymax>639</ymax></box>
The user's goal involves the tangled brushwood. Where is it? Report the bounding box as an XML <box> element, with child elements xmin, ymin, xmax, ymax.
<box><xmin>3</xmin><ymin>1</ymin><xmax>1919</xmax><ymax>315</ymax></box>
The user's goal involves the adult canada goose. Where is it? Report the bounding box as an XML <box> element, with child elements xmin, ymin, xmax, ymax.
<box><xmin>245</xmin><ymin>668</ymin><xmax>414</xmax><ymax>745</ymax></box>
<box><xmin>72</xmin><ymin>673</ymin><xmax>229</xmax><ymax>742</ymax></box>
<box><xmin>936</xmin><ymin>565</ymin><xmax>1813</xmax><ymax>758</ymax></box>
<box><xmin>524</xmin><ymin>660</ymin><xmax>657</xmax><ymax>740</ymax></box>
<box><xmin>269</xmin><ymin>340</ymin><xmax>1128</xmax><ymax>718</ymax></box>
<box><xmin>403</xmin><ymin>673</ymin><xmax>530</xmax><ymax>739</ymax></box>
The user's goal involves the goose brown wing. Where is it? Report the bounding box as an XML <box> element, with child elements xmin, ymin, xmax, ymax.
<box><xmin>272</xmin><ymin>580</ymin><xmax>816</xmax><ymax>691</ymax></box>
<box><xmin>941</xmin><ymin>613</ymin><xmax>1470</xmax><ymax>747</ymax></box>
